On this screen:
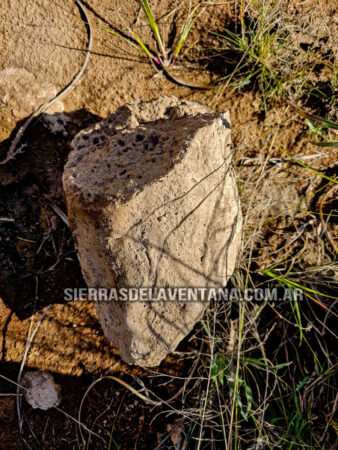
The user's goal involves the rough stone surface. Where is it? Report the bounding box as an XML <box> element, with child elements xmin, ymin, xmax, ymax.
<box><xmin>22</xmin><ymin>371</ymin><xmax>61</xmax><ymax>410</ymax></box>
<box><xmin>0</xmin><ymin>68</ymin><xmax>63</xmax><ymax>141</ymax></box>
<box><xmin>63</xmin><ymin>96</ymin><xmax>242</xmax><ymax>367</ymax></box>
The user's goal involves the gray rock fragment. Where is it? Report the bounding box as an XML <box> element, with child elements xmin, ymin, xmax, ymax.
<box><xmin>63</xmin><ymin>96</ymin><xmax>242</xmax><ymax>366</ymax></box>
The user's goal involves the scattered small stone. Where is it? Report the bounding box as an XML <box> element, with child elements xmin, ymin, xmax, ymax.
<box><xmin>22</xmin><ymin>371</ymin><xmax>61</xmax><ymax>410</ymax></box>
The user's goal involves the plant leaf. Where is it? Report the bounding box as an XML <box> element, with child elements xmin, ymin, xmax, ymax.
<box><xmin>310</xmin><ymin>140</ymin><xmax>338</xmax><ymax>148</ymax></box>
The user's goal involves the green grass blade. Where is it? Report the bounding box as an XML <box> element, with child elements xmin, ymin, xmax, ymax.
<box><xmin>98</xmin><ymin>25</ymin><xmax>139</xmax><ymax>50</ymax></box>
<box><xmin>101</xmin><ymin>12</ymin><xmax>159</xmax><ymax>64</ymax></box>
<box><xmin>279</xmin><ymin>147</ymin><xmax>338</xmax><ymax>184</ymax></box>
<box><xmin>309</xmin><ymin>140</ymin><xmax>338</xmax><ymax>148</ymax></box>
<box><xmin>139</xmin><ymin>0</ymin><xmax>166</xmax><ymax>57</ymax></box>
<box><xmin>288</xmin><ymin>102</ymin><xmax>338</xmax><ymax>129</ymax></box>
<box><xmin>306</xmin><ymin>119</ymin><xmax>323</xmax><ymax>136</ymax></box>
<box><xmin>173</xmin><ymin>4</ymin><xmax>200</xmax><ymax>59</ymax></box>
<box><xmin>263</xmin><ymin>270</ymin><xmax>338</xmax><ymax>299</ymax></box>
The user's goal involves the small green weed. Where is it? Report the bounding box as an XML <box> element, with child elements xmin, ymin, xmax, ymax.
<box><xmin>211</xmin><ymin>1</ymin><xmax>336</xmax><ymax>113</ymax></box>
<box><xmin>211</xmin><ymin>1</ymin><xmax>304</xmax><ymax>111</ymax></box>
<box><xmin>102</xmin><ymin>1</ymin><xmax>203</xmax><ymax>68</ymax></box>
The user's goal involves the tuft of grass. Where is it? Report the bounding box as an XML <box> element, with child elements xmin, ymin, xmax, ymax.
<box><xmin>150</xmin><ymin>125</ymin><xmax>337</xmax><ymax>448</ymax></box>
<box><xmin>102</xmin><ymin>1</ymin><xmax>204</xmax><ymax>69</ymax></box>
<box><xmin>211</xmin><ymin>1</ymin><xmax>300</xmax><ymax>111</ymax></box>
<box><xmin>211</xmin><ymin>0</ymin><xmax>337</xmax><ymax>113</ymax></box>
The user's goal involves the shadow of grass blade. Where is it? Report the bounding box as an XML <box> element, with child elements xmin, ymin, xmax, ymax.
<box><xmin>102</xmin><ymin>10</ymin><xmax>159</xmax><ymax>64</ymax></box>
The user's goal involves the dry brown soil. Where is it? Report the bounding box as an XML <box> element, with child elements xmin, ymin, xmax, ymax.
<box><xmin>0</xmin><ymin>0</ymin><xmax>337</xmax><ymax>448</ymax></box>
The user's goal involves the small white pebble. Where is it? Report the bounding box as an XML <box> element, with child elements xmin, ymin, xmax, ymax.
<box><xmin>22</xmin><ymin>371</ymin><xmax>61</xmax><ymax>410</ymax></box>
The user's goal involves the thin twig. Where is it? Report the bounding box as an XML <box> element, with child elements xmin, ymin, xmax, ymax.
<box><xmin>0</xmin><ymin>0</ymin><xmax>92</xmax><ymax>165</ymax></box>
<box><xmin>0</xmin><ymin>393</ymin><xmax>23</xmax><ymax>397</ymax></box>
<box><xmin>318</xmin><ymin>185</ymin><xmax>337</xmax><ymax>255</ymax></box>
<box><xmin>0</xmin><ymin>374</ymin><xmax>103</xmax><ymax>442</ymax></box>
<box><xmin>78</xmin><ymin>375</ymin><xmax>160</xmax><ymax>445</ymax></box>
<box><xmin>43</xmin><ymin>194</ymin><xmax>70</xmax><ymax>227</ymax></box>
<box><xmin>17</xmin><ymin>305</ymin><xmax>51</xmax><ymax>434</ymax></box>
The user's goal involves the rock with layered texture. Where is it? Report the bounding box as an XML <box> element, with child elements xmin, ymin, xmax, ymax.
<box><xmin>63</xmin><ymin>96</ymin><xmax>242</xmax><ymax>367</ymax></box>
